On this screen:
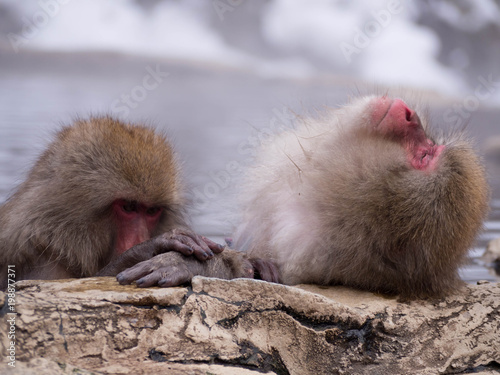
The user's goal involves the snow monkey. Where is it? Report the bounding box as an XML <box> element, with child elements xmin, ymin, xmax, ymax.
<box><xmin>103</xmin><ymin>97</ymin><xmax>490</xmax><ymax>299</ymax></box>
<box><xmin>0</xmin><ymin>116</ymin><xmax>224</xmax><ymax>289</ymax></box>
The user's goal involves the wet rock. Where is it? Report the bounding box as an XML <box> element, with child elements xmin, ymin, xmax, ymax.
<box><xmin>0</xmin><ymin>276</ymin><xmax>499</xmax><ymax>375</ymax></box>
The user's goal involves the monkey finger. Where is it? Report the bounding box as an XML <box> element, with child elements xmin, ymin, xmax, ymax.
<box><xmin>135</xmin><ymin>272</ymin><xmax>165</xmax><ymax>288</ymax></box>
<box><xmin>201</xmin><ymin>235</ymin><xmax>225</xmax><ymax>254</ymax></box>
<box><xmin>157</xmin><ymin>270</ymin><xmax>192</xmax><ymax>287</ymax></box>
<box><xmin>162</xmin><ymin>230</ymin><xmax>212</xmax><ymax>259</ymax></box>
<box><xmin>180</xmin><ymin>232</ymin><xmax>215</xmax><ymax>257</ymax></box>
<box><xmin>176</xmin><ymin>235</ymin><xmax>213</xmax><ymax>261</ymax></box>
<box><xmin>153</xmin><ymin>238</ymin><xmax>195</xmax><ymax>257</ymax></box>
<box><xmin>168</xmin><ymin>229</ymin><xmax>224</xmax><ymax>256</ymax></box>
<box><xmin>116</xmin><ymin>262</ymin><xmax>153</xmax><ymax>285</ymax></box>
<box><xmin>176</xmin><ymin>229</ymin><xmax>223</xmax><ymax>255</ymax></box>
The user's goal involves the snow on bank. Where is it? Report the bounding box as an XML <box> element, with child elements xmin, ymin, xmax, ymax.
<box><xmin>3</xmin><ymin>0</ymin><xmax>499</xmax><ymax>101</ymax></box>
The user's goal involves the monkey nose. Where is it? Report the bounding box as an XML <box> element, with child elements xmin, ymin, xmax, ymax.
<box><xmin>374</xmin><ymin>97</ymin><xmax>424</xmax><ymax>140</ymax></box>
<box><xmin>389</xmin><ymin>99</ymin><xmax>418</xmax><ymax>126</ymax></box>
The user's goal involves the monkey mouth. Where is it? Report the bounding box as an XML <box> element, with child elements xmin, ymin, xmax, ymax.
<box><xmin>371</xmin><ymin>97</ymin><xmax>446</xmax><ymax>171</ymax></box>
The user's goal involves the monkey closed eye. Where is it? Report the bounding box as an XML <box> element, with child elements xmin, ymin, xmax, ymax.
<box><xmin>97</xmin><ymin>228</ymin><xmax>224</xmax><ymax>276</ymax></box>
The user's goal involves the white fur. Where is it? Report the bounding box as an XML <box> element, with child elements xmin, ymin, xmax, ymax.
<box><xmin>234</xmin><ymin>96</ymin><xmax>375</xmax><ymax>284</ymax></box>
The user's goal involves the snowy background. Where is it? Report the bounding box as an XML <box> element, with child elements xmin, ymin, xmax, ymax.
<box><xmin>1</xmin><ymin>0</ymin><xmax>500</xmax><ymax>102</ymax></box>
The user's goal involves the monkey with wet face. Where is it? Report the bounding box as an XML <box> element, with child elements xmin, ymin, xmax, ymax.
<box><xmin>0</xmin><ymin>116</ymin><xmax>223</xmax><ymax>289</ymax></box>
<box><xmin>115</xmin><ymin>96</ymin><xmax>489</xmax><ymax>299</ymax></box>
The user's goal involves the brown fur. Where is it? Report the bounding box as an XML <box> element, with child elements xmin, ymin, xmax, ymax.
<box><xmin>110</xmin><ymin>96</ymin><xmax>490</xmax><ymax>299</ymax></box>
<box><xmin>0</xmin><ymin>116</ymin><xmax>186</xmax><ymax>288</ymax></box>
<box><xmin>234</xmin><ymin>95</ymin><xmax>490</xmax><ymax>299</ymax></box>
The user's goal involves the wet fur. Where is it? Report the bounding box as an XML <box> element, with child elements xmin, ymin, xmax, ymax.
<box><xmin>0</xmin><ymin>116</ymin><xmax>186</xmax><ymax>288</ymax></box>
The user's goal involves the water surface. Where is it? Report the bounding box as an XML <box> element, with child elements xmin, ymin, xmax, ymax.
<box><xmin>0</xmin><ymin>50</ymin><xmax>499</xmax><ymax>283</ymax></box>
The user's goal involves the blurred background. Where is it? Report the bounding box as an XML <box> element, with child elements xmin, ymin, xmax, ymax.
<box><xmin>0</xmin><ymin>0</ymin><xmax>499</xmax><ymax>282</ymax></box>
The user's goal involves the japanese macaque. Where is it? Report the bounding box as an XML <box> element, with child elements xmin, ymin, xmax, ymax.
<box><xmin>0</xmin><ymin>116</ymin><xmax>223</xmax><ymax>290</ymax></box>
<box><xmin>114</xmin><ymin>96</ymin><xmax>490</xmax><ymax>299</ymax></box>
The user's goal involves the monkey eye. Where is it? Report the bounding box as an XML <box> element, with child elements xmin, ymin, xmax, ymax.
<box><xmin>122</xmin><ymin>201</ymin><xmax>138</xmax><ymax>213</ymax></box>
<box><xmin>146</xmin><ymin>207</ymin><xmax>162</xmax><ymax>216</ymax></box>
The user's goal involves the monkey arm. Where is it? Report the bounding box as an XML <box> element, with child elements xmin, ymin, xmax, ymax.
<box><xmin>114</xmin><ymin>249</ymin><xmax>280</xmax><ymax>288</ymax></box>
<box><xmin>96</xmin><ymin>228</ymin><xmax>224</xmax><ymax>277</ymax></box>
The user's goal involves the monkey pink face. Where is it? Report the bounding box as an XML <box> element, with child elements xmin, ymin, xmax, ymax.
<box><xmin>112</xmin><ymin>199</ymin><xmax>163</xmax><ymax>255</ymax></box>
<box><xmin>371</xmin><ymin>97</ymin><xmax>445</xmax><ymax>171</ymax></box>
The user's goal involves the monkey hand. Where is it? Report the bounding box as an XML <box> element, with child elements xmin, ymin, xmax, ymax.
<box><xmin>115</xmin><ymin>249</ymin><xmax>258</xmax><ymax>288</ymax></box>
<box><xmin>97</xmin><ymin>229</ymin><xmax>224</xmax><ymax>276</ymax></box>
<box><xmin>152</xmin><ymin>228</ymin><xmax>225</xmax><ymax>260</ymax></box>
<box><xmin>116</xmin><ymin>252</ymin><xmax>201</xmax><ymax>287</ymax></box>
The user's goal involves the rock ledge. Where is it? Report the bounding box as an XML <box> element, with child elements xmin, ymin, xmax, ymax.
<box><xmin>1</xmin><ymin>277</ymin><xmax>499</xmax><ymax>375</ymax></box>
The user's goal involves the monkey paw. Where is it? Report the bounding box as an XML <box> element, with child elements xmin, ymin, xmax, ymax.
<box><xmin>116</xmin><ymin>252</ymin><xmax>197</xmax><ymax>288</ymax></box>
<box><xmin>97</xmin><ymin>229</ymin><xmax>224</xmax><ymax>277</ymax></box>
<box><xmin>158</xmin><ymin>228</ymin><xmax>225</xmax><ymax>261</ymax></box>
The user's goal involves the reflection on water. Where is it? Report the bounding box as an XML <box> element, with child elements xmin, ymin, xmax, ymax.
<box><xmin>0</xmin><ymin>50</ymin><xmax>499</xmax><ymax>284</ymax></box>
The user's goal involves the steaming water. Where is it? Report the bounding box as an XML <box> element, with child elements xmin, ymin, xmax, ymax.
<box><xmin>1</xmin><ymin>0</ymin><xmax>500</xmax><ymax>102</ymax></box>
<box><xmin>0</xmin><ymin>0</ymin><xmax>499</xmax><ymax>283</ymax></box>
<box><xmin>0</xmin><ymin>50</ymin><xmax>499</xmax><ymax>284</ymax></box>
